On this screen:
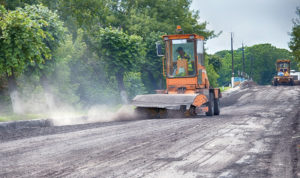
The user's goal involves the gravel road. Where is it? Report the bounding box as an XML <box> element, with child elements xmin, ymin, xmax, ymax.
<box><xmin>0</xmin><ymin>85</ymin><xmax>299</xmax><ymax>178</ymax></box>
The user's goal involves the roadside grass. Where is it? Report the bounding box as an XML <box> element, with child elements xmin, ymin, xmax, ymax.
<box><xmin>220</xmin><ymin>86</ymin><xmax>231</xmax><ymax>92</ymax></box>
<box><xmin>0</xmin><ymin>114</ymin><xmax>44</xmax><ymax>122</ymax></box>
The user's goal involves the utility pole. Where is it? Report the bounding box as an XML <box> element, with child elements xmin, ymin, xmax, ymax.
<box><xmin>242</xmin><ymin>42</ymin><xmax>245</xmax><ymax>78</ymax></box>
<box><xmin>231</xmin><ymin>32</ymin><xmax>234</xmax><ymax>87</ymax></box>
<box><xmin>250</xmin><ymin>56</ymin><xmax>253</xmax><ymax>80</ymax></box>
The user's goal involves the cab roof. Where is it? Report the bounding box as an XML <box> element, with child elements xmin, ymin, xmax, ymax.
<box><xmin>162</xmin><ymin>34</ymin><xmax>204</xmax><ymax>40</ymax></box>
<box><xmin>276</xmin><ymin>59</ymin><xmax>290</xmax><ymax>63</ymax></box>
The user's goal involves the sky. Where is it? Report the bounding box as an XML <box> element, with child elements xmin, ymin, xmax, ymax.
<box><xmin>191</xmin><ymin>0</ymin><xmax>300</xmax><ymax>54</ymax></box>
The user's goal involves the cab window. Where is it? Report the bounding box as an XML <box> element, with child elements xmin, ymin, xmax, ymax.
<box><xmin>166</xmin><ymin>39</ymin><xmax>196</xmax><ymax>77</ymax></box>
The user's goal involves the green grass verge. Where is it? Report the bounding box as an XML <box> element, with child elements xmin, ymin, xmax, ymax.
<box><xmin>0</xmin><ymin>114</ymin><xmax>44</xmax><ymax>122</ymax></box>
<box><xmin>220</xmin><ymin>86</ymin><xmax>231</xmax><ymax>92</ymax></box>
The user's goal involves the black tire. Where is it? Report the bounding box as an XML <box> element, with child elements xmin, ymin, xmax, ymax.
<box><xmin>189</xmin><ymin>105</ymin><xmax>197</xmax><ymax>117</ymax></box>
<box><xmin>214</xmin><ymin>98</ymin><xmax>220</xmax><ymax>115</ymax></box>
<box><xmin>290</xmin><ymin>80</ymin><xmax>294</xmax><ymax>86</ymax></box>
<box><xmin>205</xmin><ymin>92</ymin><xmax>214</xmax><ymax>116</ymax></box>
<box><xmin>274</xmin><ymin>81</ymin><xmax>278</xmax><ymax>86</ymax></box>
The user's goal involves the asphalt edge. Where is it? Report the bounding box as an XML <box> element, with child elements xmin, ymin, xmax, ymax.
<box><xmin>0</xmin><ymin>119</ymin><xmax>53</xmax><ymax>132</ymax></box>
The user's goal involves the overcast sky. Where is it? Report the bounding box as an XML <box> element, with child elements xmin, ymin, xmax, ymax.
<box><xmin>191</xmin><ymin>0</ymin><xmax>300</xmax><ymax>54</ymax></box>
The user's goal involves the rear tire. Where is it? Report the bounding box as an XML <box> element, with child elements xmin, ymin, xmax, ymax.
<box><xmin>205</xmin><ymin>92</ymin><xmax>214</xmax><ymax>116</ymax></box>
<box><xmin>214</xmin><ymin>98</ymin><xmax>220</xmax><ymax>115</ymax></box>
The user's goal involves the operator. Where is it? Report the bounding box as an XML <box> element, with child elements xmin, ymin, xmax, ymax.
<box><xmin>284</xmin><ymin>69</ymin><xmax>289</xmax><ymax>76</ymax></box>
<box><xmin>176</xmin><ymin>47</ymin><xmax>194</xmax><ymax>75</ymax></box>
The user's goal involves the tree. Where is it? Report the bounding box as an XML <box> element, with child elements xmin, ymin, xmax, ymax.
<box><xmin>0</xmin><ymin>4</ymin><xmax>65</xmax><ymax>112</ymax></box>
<box><xmin>105</xmin><ymin>0</ymin><xmax>215</xmax><ymax>38</ymax></box>
<box><xmin>0</xmin><ymin>0</ymin><xmax>39</xmax><ymax>10</ymax></box>
<box><xmin>141</xmin><ymin>31</ymin><xmax>165</xmax><ymax>93</ymax></box>
<box><xmin>245</xmin><ymin>44</ymin><xmax>293</xmax><ymax>85</ymax></box>
<box><xmin>0</xmin><ymin>5</ymin><xmax>51</xmax><ymax>93</ymax></box>
<box><xmin>53</xmin><ymin>0</ymin><xmax>109</xmax><ymax>41</ymax></box>
<box><xmin>67</xmin><ymin>29</ymin><xmax>120</xmax><ymax>106</ymax></box>
<box><xmin>208</xmin><ymin>55</ymin><xmax>222</xmax><ymax>72</ymax></box>
<box><xmin>289</xmin><ymin>7</ymin><xmax>300</xmax><ymax>69</ymax></box>
<box><xmin>205</xmin><ymin>54</ymin><xmax>220</xmax><ymax>87</ymax></box>
<box><xmin>91</xmin><ymin>27</ymin><xmax>144</xmax><ymax>103</ymax></box>
<box><xmin>0</xmin><ymin>0</ymin><xmax>218</xmax><ymax>108</ymax></box>
<box><xmin>124</xmin><ymin>72</ymin><xmax>146</xmax><ymax>100</ymax></box>
<box><xmin>53</xmin><ymin>0</ymin><xmax>217</xmax><ymax>93</ymax></box>
<box><xmin>20</xmin><ymin>4</ymin><xmax>65</xmax><ymax>89</ymax></box>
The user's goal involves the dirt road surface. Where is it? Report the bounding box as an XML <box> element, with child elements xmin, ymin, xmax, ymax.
<box><xmin>0</xmin><ymin>86</ymin><xmax>299</xmax><ymax>178</ymax></box>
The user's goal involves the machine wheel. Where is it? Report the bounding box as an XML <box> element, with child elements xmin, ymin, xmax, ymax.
<box><xmin>273</xmin><ymin>81</ymin><xmax>278</xmax><ymax>86</ymax></box>
<box><xmin>188</xmin><ymin>105</ymin><xmax>197</xmax><ymax>117</ymax></box>
<box><xmin>205</xmin><ymin>92</ymin><xmax>214</xmax><ymax>116</ymax></box>
<box><xmin>213</xmin><ymin>98</ymin><xmax>220</xmax><ymax>115</ymax></box>
<box><xmin>290</xmin><ymin>80</ymin><xmax>294</xmax><ymax>86</ymax></box>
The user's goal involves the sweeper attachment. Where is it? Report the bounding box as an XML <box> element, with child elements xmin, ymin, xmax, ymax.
<box><xmin>132</xmin><ymin>31</ymin><xmax>221</xmax><ymax>118</ymax></box>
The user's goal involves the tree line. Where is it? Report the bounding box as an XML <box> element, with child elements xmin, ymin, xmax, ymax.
<box><xmin>0</xmin><ymin>0</ymin><xmax>216</xmax><ymax>112</ymax></box>
<box><xmin>214</xmin><ymin>44</ymin><xmax>294</xmax><ymax>86</ymax></box>
<box><xmin>0</xmin><ymin>0</ymin><xmax>299</xmax><ymax>113</ymax></box>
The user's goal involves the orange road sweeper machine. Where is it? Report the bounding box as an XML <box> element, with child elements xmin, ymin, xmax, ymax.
<box><xmin>132</xmin><ymin>32</ymin><xmax>221</xmax><ymax>118</ymax></box>
<box><xmin>272</xmin><ymin>59</ymin><xmax>295</xmax><ymax>86</ymax></box>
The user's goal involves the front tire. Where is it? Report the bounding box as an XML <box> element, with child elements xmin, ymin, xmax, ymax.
<box><xmin>205</xmin><ymin>92</ymin><xmax>214</xmax><ymax>116</ymax></box>
<box><xmin>214</xmin><ymin>98</ymin><xmax>220</xmax><ymax>115</ymax></box>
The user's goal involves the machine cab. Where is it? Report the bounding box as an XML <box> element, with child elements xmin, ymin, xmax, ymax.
<box><xmin>276</xmin><ymin>60</ymin><xmax>290</xmax><ymax>77</ymax></box>
<box><xmin>158</xmin><ymin>34</ymin><xmax>209</xmax><ymax>94</ymax></box>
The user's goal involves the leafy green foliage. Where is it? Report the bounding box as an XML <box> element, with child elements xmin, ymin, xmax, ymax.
<box><xmin>124</xmin><ymin>72</ymin><xmax>146</xmax><ymax>100</ymax></box>
<box><xmin>0</xmin><ymin>0</ymin><xmax>218</xmax><ymax>111</ymax></box>
<box><xmin>91</xmin><ymin>27</ymin><xmax>145</xmax><ymax>99</ymax></box>
<box><xmin>21</xmin><ymin>4</ymin><xmax>65</xmax><ymax>77</ymax></box>
<box><xmin>92</xmin><ymin>27</ymin><xmax>144</xmax><ymax>75</ymax></box>
<box><xmin>205</xmin><ymin>55</ymin><xmax>220</xmax><ymax>87</ymax></box>
<box><xmin>48</xmin><ymin>35</ymin><xmax>80</xmax><ymax>105</ymax></box>
<box><xmin>141</xmin><ymin>31</ymin><xmax>165</xmax><ymax>93</ymax></box>
<box><xmin>16</xmin><ymin>33</ymin><xmax>80</xmax><ymax>108</ymax></box>
<box><xmin>289</xmin><ymin>7</ymin><xmax>300</xmax><ymax>69</ymax></box>
<box><xmin>0</xmin><ymin>5</ymin><xmax>51</xmax><ymax>77</ymax></box>
<box><xmin>67</xmin><ymin>30</ymin><xmax>120</xmax><ymax>105</ymax></box>
<box><xmin>54</xmin><ymin>0</ymin><xmax>109</xmax><ymax>40</ymax></box>
<box><xmin>104</xmin><ymin>0</ymin><xmax>215</xmax><ymax>38</ymax></box>
<box><xmin>0</xmin><ymin>0</ymin><xmax>39</xmax><ymax>10</ymax></box>
<box><xmin>208</xmin><ymin>55</ymin><xmax>222</xmax><ymax>72</ymax></box>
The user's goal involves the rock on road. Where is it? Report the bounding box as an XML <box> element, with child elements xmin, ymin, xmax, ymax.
<box><xmin>0</xmin><ymin>86</ymin><xmax>299</xmax><ymax>178</ymax></box>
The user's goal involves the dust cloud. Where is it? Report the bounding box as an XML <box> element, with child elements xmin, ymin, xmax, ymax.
<box><xmin>52</xmin><ymin>105</ymin><xmax>139</xmax><ymax>126</ymax></box>
<box><xmin>9</xmin><ymin>89</ymin><xmax>139</xmax><ymax>126</ymax></box>
<box><xmin>10</xmin><ymin>91</ymin><xmax>24</xmax><ymax>114</ymax></box>
<box><xmin>87</xmin><ymin>105</ymin><xmax>137</xmax><ymax>122</ymax></box>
